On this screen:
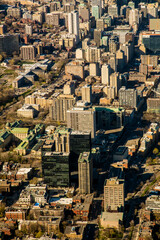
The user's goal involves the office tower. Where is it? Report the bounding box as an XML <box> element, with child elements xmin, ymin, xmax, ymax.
<box><xmin>53</xmin><ymin>126</ymin><xmax>70</xmax><ymax>153</ymax></box>
<box><xmin>79</xmin><ymin>5</ymin><xmax>89</xmax><ymax>22</ymax></box>
<box><xmin>46</xmin><ymin>13</ymin><xmax>60</xmax><ymax>26</ymax></box>
<box><xmin>25</xmin><ymin>25</ymin><xmax>32</xmax><ymax>35</ymax></box>
<box><xmin>142</xmin><ymin>32</ymin><xmax>160</xmax><ymax>54</ymax></box>
<box><xmin>82</xmin><ymin>85</ymin><xmax>92</xmax><ymax>103</ymax></box>
<box><xmin>101</xmin><ymin>64</ymin><xmax>110</xmax><ymax>85</ymax></box>
<box><xmin>89</xmin><ymin>63</ymin><xmax>99</xmax><ymax>77</ymax></box>
<box><xmin>50</xmin><ymin>94</ymin><xmax>77</xmax><ymax>122</ymax></box>
<box><xmin>129</xmin><ymin>9</ymin><xmax>139</xmax><ymax>26</ymax></box>
<box><xmin>100</xmin><ymin>36</ymin><xmax>108</xmax><ymax>48</ymax></box>
<box><xmin>119</xmin><ymin>86</ymin><xmax>137</xmax><ymax>109</ymax></box>
<box><xmin>63</xmin><ymin>81</ymin><xmax>75</xmax><ymax>95</ymax></box>
<box><xmin>0</xmin><ymin>25</ymin><xmax>7</xmax><ymax>35</ymax></box>
<box><xmin>104</xmin><ymin>177</ymin><xmax>124</xmax><ymax>211</ymax></box>
<box><xmin>20</xmin><ymin>45</ymin><xmax>36</xmax><ymax>60</ymax></box>
<box><xmin>147</xmin><ymin>3</ymin><xmax>158</xmax><ymax>19</ymax></box>
<box><xmin>108</xmin><ymin>5</ymin><xmax>118</xmax><ymax>17</ymax></box>
<box><xmin>108</xmin><ymin>53</ymin><xmax>117</xmax><ymax>73</ymax></box>
<box><xmin>0</xmin><ymin>34</ymin><xmax>19</xmax><ymax>55</ymax></box>
<box><xmin>68</xmin><ymin>11</ymin><xmax>79</xmax><ymax>36</ymax></box>
<box><xmin>110</xmin><ymin>72</ymin><xmax>120</xmax><ymax>96</ymax></box>
<box><xmin>70</xmin><ymin>131</ymin><xmax>91</xmax><ymax>156</ymax></box>
<box><xmin>67</xmin><ymin>101</ymin><xmax>96</xmax><ymax>138</ymax></box>
<box><xmin>109</xmin><ymin>35</ymin><xmax>119</xmax><ymax>53</ymax></box>
<box><xmin>85</xmin><ymin>46</ymin><xmax>101</xmax><ymax>63</ymax></box>
<box><xmin>78</xmin><ymin>152</ymin><xmax>93</xmax><ymax>194</ymax></box>
<box><xmin>94</xmin><ymin>29</ymin><xmax>102</xmax><ymax>47</ymax></box>
<box><xmin>42</xmin><ymin>152</ymin><xmax>70</xmax><ymax>187</ymax></box>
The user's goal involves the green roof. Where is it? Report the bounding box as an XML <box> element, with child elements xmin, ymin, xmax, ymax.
<box><xmin>54</xmin><ymin>126</ymin><xmax>70</xmax><ymax>134</ymax></box>
<box><xmin>11</xmin><ymin>128</ymin><xmax>29</xmax><ymax>134</ymax></box>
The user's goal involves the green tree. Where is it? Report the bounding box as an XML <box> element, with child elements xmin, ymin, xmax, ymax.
<box><xmin>153</xmin><ymin>148</ymin><xmax>159</xmax><ymax>155</ymax></box>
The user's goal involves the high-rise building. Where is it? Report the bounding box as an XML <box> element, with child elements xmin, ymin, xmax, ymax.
<box><xmin>79</xmin><ymin>5</ymin><xmax>89</xmax><ymax>22</ymax></box>
<box><xmin>104</xmin><ymin>177</ymin><xmax>124</xmax><ymax>212</ymax></box>
<box><xmin>46</xmin><ymin>13</ymin><xmax>60</xmax><ymax>26</ymax></box>
<box><xmin>50</xmin><ymin>94</ymin><xmax>77</xmax><ymax>122</ymax></box>
<box><xmin>141</xmin><ymin>55</ymin><xmax>158</xmax><ymax>67</ymax></box>
<box><xmin>89</xmin><ymin>63</ymin><xmax>100</xmax><ymax>77</ymax></box>
<box><xmin>128</xmin><ymin>1</ymin><xmax>135</xmax><ymax>9</ymax></box>
<box><xmin>92</xmin><ymin>6</ymin><xmax>100</xmax><ymax>20</ymax></box>
<box><xmin>110</xmin><ymin>72</ymin><xmax>120</xmax><ymax>96</ymax></box>
<box><xmin>20</xmin><ymin>45</ymin><xmax>36</xmax><ymax>60</ymax></box>
<box><xmin>25</xmin><ymin>25</ymin><xmax>32</xmax><ymax>35</ymax></box>
<box><xmin>81</xmin><ymin>85</ymin><xmax>92</xmax><ymax>103</ymax></box>
<box><xmin>101</xmin><ymin>64</ymin><xmax>110</xmax><ymax>85</ymax></box>
<box><xmin>68</xmin><ymin>11</ymin><xmax>79</xmax><ymax>37</ymax></box>
<box><xmin>42</xmin><ymin>152</ymin><xmax>70</xmax><ymax>187</ymax></box>
<box><xmin>108</xmin><ymin>5</ymin><xmax>118</xmax><ymax>17</ymax></box>
<box><xmin>129</xmin><ymin>9</ymin><xmax>139</xmax><ymax>26</ymax></box>
<box><xmin>53</xmin><ymin>126</ymin><xmax>70</xmax><ymax>153</ymax></box>
<box><xmin>108</xmin><ymin>53</ymin><xmax>117</xmax><ymax>73</ymax></box>
<box><xmin>7</xmin><ymin>7</ymin><xmax>22</xmax><ymax>18</ymax></box>
<box><xmin>147</xmin><ymin>3</ymin><xmax>158</xmax><ymax>19</ymax></box>
<box><xmin>78</xmin><ymin>152</ymin><xmax>93</xmax><ymax>194</ymax></box>
<box><xmin>119</xmin><ymin>86</ymin><xmax>137</xmax><ymax>109</ymax></box>
<box><xmin>142</xmin><ymin>32</ymin><xmax>160</xmax><ymax>53</ymax></box>
<box><xmin>94</xmin><ymin>29</ymin><xmax>102</xmax><ymax>47</ymax></box>
<box><xmin>67</xmin><ymin>101</ymin><xmax>96</xmax><ymax>138</ymax></box>
<box><xmin>0</xmin><ymin>34</ymin><xmax>19</xmax><ymax>55</ymax></box>
<box><xmin>85</xmin><ymin>46</ymin><xmax>101</xmax><ymax>63</ymax></box>
<box><xmin>109</xmin><ymin>35</ymin><xmax>119</xmax><ymax>53</ymax></box>
<box><xmin>50</xmin><ymin>1</ymin><xmax>61</xmax><ymax>12</ymax></box>
<box><xmin>96</xmin><ymin>18</ymin><xmax>104</xmax><ymax>31</ymax></box>
<box><xmin>63</xmin><ymin>81</ymin><xmax>75</xmax><ymax>95</ymax></box>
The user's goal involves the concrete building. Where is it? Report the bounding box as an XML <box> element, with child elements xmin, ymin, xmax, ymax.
<box><xmin>53</xmin><ymin>126</ymin><xmax>70</xmax><ymax>153</ymax></box>
<box><xmin>78</xmin><ymin>152</ymin><xmax>93</xmax><ymax>194</ymax></box>
<box><xmin>68</xmin><ymin>11</ymin><xmax>79</xmax><ymax>39</ymax></box>
<box><xmin>7</xmin><ymin>6</ymin><xmax>22</xmax><ymax>18</ymax></box>
<box><xmin>104</xmin><ymin>177</ymin><xmax>124</xmax><ymax>212</ymax></box>
<box><xmin>46</xmin><ymin>13</ymin><xmax>60</xmax><ymax>26</ymax></box>
<box><xmin>0</xmin><ymin>25</ymin><xmax>7</xmax><ymax>35</ymax></box>
<box><xmin>17</xmin><ymin>104</ymin><xmax>39</xmax><ymax>119</ymax></box>
<box><xmin>89</xmin><ymin>63</ymin><xmax>100</xmax><ymax>77</ymax></box>
<box><xmin>82</xmin><ymin>85</ymin><xmax>92</xmax><ymax>103</ymax></box>
<box><xmin>67</xmin><ymin>101</ymin><xmax>96</xmax><ymax>138</ymax></box>
<box><xmin>50</xmin><ymin>94</ymin><xmax>77</xmax><ymax>122</ymax></box>
<box><xmin>101</xmin><ymin>64</ymin><xmax>110</xmax><ymax>85</ymax></box>
<box><xmin>79</xmin><ymin>5</ymin><xmax>89</xmax><ymax>22</ymax></box>
<box><xmin>92</xmin><ymin>6</ymin><xmax>100</xmax><ymax>20</ymax></box>
<box><xmin>63</xmin><ymin>81</ymin><xmax>75</xmax><ymax>95</ymax></box>
<box><xmin>25</xmin><ymin>25</ymin><xmax>32</xmax><ymax>35</ymax></box>
<box><xmin>108</xmin><ymin>53</ymin><xmax>117</xmax><ymax>73</ymax></box>
<box><xmin>110</xmin><ymin>72</ymin><xmax>120</xmax><ymax>96</ymax></box>
<box><xmin>109</xmin><ymin>35</ymin><xmax>119</xmax><ymax>54</ymax></box>
<box><xmin>149</xmin><ymin>19</ymin><xmax>160</xmax><ymax>31</ymax></box>
<box><xmin>20</xmin><ymin>45</ymin><xmax>36</xmax><ymax>60</ymax></box>
<box><xmin>129</xmin><ymin>9</ymin><xmax>139</xmax><ymax>26</ymax></box>
<box><xmin>108</xmin><ymin>5</ymin><xmax>118</xmax><ymax>17</ymax></box>
<box><xmin>65</xmin><ymin>61</ymin><xmax>84</xmax><ymax>80</ymax></box>
<box><xmin>147</xmin><ymin>3</ymin><xmax>158</xmax><ymax>19</ymax></box>
<box><xmin>94</xmin><ymin>29</ymin><xmax>102</xmax><ymax>47</ymax></box>
<box><xmin>85</xmin><ymin>46</ymin><xmax>101</xmax><ymax>63</ymax></box>
<box><xmin>119</xmin><ymin>86</ymin><xmax>137</xmax><ymax>109</ymax></box>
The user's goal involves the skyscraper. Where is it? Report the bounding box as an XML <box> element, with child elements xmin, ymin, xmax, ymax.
<box><xmin>78</xmin><ymin>152</ymin><xmax>93</xmax><ymax>194</ymax></box>
<box><xmin>68</xmin><ymin>11</ymin><xmax>79</xmax><ymax>37</ymax></box>
<box><xmin>81</xmin><ymin>85</ymin><xmax>92</xmax><ymax>103</ymax></box>
<box><xmin>101</xmin><ymin>64</ymin><xmax>110</xmax><ymax>85</ymax></box>
<box><xmin>25</xmin><ymin>25</ymin><xmax>32</xmax><ymax>35</ymax></box>
<box><xmin>119</xmin><ymin>86</ymin><xmax>137</xmax><ymax>109</ymax></box>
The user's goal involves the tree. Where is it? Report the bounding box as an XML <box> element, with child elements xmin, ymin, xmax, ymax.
<box><xmin>35</xmin><ymin>231</ymin><xmax>43</xmax><ymax>238</ymax></box>
<box><xmin>153</xmin><ymin>148</ymin><xmax>159</xmax><ymax>155</ymax></box>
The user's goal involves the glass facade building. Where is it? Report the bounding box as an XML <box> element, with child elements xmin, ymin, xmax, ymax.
<box><xmin>42</xmin><ymin>152</ymin><xmax>70</xmax><ymax>187</ymax></box>
<box><xmin>142</xmin><ymin>34</ymin><xmax>160</xmax><ymax>54</ymax></box>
